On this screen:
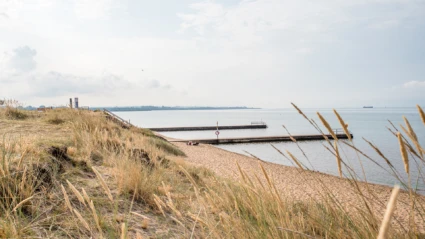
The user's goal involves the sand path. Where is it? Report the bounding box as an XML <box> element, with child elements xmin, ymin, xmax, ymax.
<box><xmin>172</xmin><ymin>141</ymin><xmax>425</xmax><ymax>232</ymax></box>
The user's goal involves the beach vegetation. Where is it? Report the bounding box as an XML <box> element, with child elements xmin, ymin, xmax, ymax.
<box><xmin>0</xmin><ymin>103</ymin><xmax>424</xmax><ymax>238</ymax></box>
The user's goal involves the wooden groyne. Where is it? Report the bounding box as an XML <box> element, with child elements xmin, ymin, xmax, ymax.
<box><xmin>149</xmin><ymin>124</ymin><xmax>267</xmax><ymax>132</ymax></box>
<box><xmin>169</xmin><ymin>133</ymin><xmax>353</xmax><ymax>145</ymax></box>
<box><xmin>103</xmin><ymin>109</ymin><xmax>134</xmax><ymax>129</ymax></box>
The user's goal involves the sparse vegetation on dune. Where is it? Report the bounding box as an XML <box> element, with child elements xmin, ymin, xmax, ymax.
<box><xmin>0</xmin><ymin>100</ymin><xmax>32</xmax><ymax>120</ymax></box>
<box><xmin>4</xmin><ymin>106</ymin><xmax>29</xmax><ymax>120</ymax></box>
<box><xmin>0</xmin><ymin>104</ymin><xmax>424</xmax><ymax>238</ymax></box>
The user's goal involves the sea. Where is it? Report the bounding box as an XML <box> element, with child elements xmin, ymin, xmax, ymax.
<box><xmin>115</xmin><ymin>108</ymin><xmax>425</xmax><ymax>191</ymax></box>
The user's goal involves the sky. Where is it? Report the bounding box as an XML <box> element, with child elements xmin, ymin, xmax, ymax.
<box><xmin>0</xmin><ymin>0</ymin><xmax>424</xmax><ymax>108</ymax></box>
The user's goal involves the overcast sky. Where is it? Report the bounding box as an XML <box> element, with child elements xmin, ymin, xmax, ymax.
<box><xmin>0</xmin><ymin>0</ymin><xmax>424</xmax><ymax>108</ymax></box>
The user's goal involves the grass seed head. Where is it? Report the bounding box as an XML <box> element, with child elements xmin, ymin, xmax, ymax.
<box><xmin>66</xmin><ymin>180</ymin><xmax>86</xmax><ymax>206</ymax></box>
<box><xmin>403</xmin><ymin>116</ymin><xmax>417</xmax><ymax>142</ymax></box>
<box><xmin>418</xmin><ymin>105</ymin><xmax>425</xmax><ymax>126</ymax></box>
<box><xmin>81</xmin><ymin>188</ymin><xmax>91</xmax><ymax>205</ymax></box>
<box><xmin>89</xmin><ymin>200</ymin><xmax>102</xmax><ymax>233</ymax></box>
<box><xmin>397</xmin><ymin>133</ymin><xmax>409</xmax><ymax>174</ymax></box>
<box><xmin>61</xmin><ymin>184</ymin><xmax>74</xmax><ymax>213</ymax></box>
<box><xmin>333</xmin><ymin>109</ymin><xmax>351</xmax><ymax>140</ymax></box>
<box><xmin>73</xmin><ymin>209</ymin><xmax>91</xmax><ymax>231</ymax></box>
<box><xmin>317</xmin><ymin>112</ymin><xmax>338</xmax><ymax>141</ymax></box>
<box><xmin>92</xmin><ymin>166</ymin><xmax>114</xmax><ymax>202</ymax></box>
<box><xmin>285</xmin><ymin>150</ymin><xmax>303</xmax><ymax>170</ymax></box>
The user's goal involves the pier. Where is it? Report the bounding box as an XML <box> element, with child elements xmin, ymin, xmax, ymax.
<box><xmin>149</xmin><ymin>124</ymin><xmax>267</xmax><ymax>132</ymax></box>
<box><xmin>101</xmin><ymin>112</ymin><xmax>353</xmax><ymax>145</ymax></box>
<box><xmin>169</xmin><ymin>133</ymin><xmax>352</xmax><ymax>145</ymax></box>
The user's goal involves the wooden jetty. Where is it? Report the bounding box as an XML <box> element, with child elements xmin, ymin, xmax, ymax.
<box><xmin>169</xmin><ymin>133</ymin><xmax>353</xmax><ymax>145</ymax></box>
<box><xmin>103</xmin><ymin>109</ymin><xmax>134</xmax><ymax>129</ymax></box>
<box><xmin>149</xmin><ymin>124</ymin><xmax>267</xmax><ymax>132</ymax></box>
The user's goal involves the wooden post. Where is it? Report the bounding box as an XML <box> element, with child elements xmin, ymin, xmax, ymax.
<box><xmin>216</xmin><ymin>121</ymin><xmax>219</xmax><ymax>142</ymax></box>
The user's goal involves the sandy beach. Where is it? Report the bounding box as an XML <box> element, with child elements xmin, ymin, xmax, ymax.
<box><xmin>172</xmin><ymin>141</ymin><xmax>425</xmax><ymax>232</ymax></box>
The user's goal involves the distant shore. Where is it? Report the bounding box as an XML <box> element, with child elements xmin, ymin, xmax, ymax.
<box><xmin>93</xmin><ymin>106</ymin><xmax>260</xmax><ymax>112</ymax></box>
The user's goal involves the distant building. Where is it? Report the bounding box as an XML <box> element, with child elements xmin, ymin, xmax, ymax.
<box><xmin>37</xmin><ymin>106</ymin><xmax>53</xmax><ymax>112</ymax></box>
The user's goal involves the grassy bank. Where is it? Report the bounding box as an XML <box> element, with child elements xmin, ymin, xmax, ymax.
<box><xmin>0</xmin><ymin>106</ymin><xmax>424</xmax><ymax>238</ymax></box>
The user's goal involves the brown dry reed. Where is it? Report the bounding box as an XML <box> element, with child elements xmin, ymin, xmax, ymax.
<box><xmin>397</xmin><ymin>132</ymin><xmax>409</xmax><ymax>174</ymax></box>
<box><xmin>317</xmin><ymin>112</ymin><xmax>338</xmax><ymax>141</ymax></box>
<box><xmin>67</xmin><ymin>180</ymin><xmax>87</xmax><ymax>206</ymax></box>
<box><xmin>92</xmin><ymin>166</ymin><xmax>114</xmax><ymax>202</ymax></box>
<box><xmin>377</xmin><ymin>185</ymin><xmax>400</xmax><ymax>239</ymax></box>
<box><xmin>12</xmin><ymin>196</ymin><xmax>34</xmax><ymax>212</ymax></box>
<box><xmin>334</xmin><ymin>141</ymin><xmax>342</xmax><ymax>177</ymax></box>
<box><xmin>285</xmin><ymin>150</ymin><xmax>304</xmax><ymax>169</ymax></box>
<box><xmin>73</xmin><ymin>208</ymin><xmax>91</xmax><ymax>231</ymax></box>
<box><xmin>61</xmin><ymin>184</ymin><xmax>74</xmax><ymax>213</ymax></box>
<box><xmin>333</xmin><ymin>109</ymin><xmax>351</xmax><ymax>140</ymax></box>
<box><xmin>403</xmin><ymin>116</ymin><xmax>418</xmax><ymax>142</ymax></box>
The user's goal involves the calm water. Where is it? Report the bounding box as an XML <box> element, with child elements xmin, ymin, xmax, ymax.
<box><xmin>116</xmin><ymin>108</ymin><xmax>425</xmax><ymax>191</ymax></box>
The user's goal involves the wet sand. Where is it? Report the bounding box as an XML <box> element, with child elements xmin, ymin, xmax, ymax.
<box><xmin>172</xmin><ymin>141</ymin><xmax>425</xmax><ymax>232</ymax></box>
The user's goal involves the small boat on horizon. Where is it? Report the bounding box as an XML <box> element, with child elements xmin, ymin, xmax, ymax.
<box><xmin>363</xmin><ymin>106</ymin><xmax>373</xmax><ymax>108</ymax></box>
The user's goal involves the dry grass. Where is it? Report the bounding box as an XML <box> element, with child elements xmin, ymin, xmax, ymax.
<box><xmin>0</xmin><ymin>107</ymin><xmax>194</xmax><ymax>237</ymax></box>
<box><xmin>0</xmin><ymin>100</ymin><xmax>39</xmax><ymax>121</ymax></box>
<box><xmin>378</xmin><ymin>185</ymin><xmax>400</xmax><ymax>239</ymax></box>
<box><xmin>0</xmin><ymin>104</ymin><xmax>424</xmax><ymax>238</ymax></box>
<box><xmin>3</xmin><ymin>107</ymin><xmax>29</xmax><ymax>120</ymax></box>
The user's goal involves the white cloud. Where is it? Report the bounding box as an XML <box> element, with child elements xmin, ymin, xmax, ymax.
<box><xmin>0</xmin><ymin>46</ymin><xmax>37</xmax><ymax>82</ymax></box>
<box><xmin>296</xmin><ymin>47</ymin><xmax>313</xmax><ymax>54</ymax></box>
<box><xmin>403</xmin><ymin>81</ymin><xmax>425</xmax><ymax>88</ymax></box>
<box><xmin>146</xmin><ymin>80</ymin><xmax>173</xmax><ymax>90</ymax></box>
<box><xmin>29</xmin><ymin>71</ymin><xmax>132</xmax><ymax>97</ymax></box>
<box><xmin>2</xmin><ymin>0</ymin><xmax>425</xmax><ymax>107</ymax></box>
<box><xmin>0</xmin><ymin>45</ymin><xmax>131</xmax><ymax>98</ymax></box>
<box><xmin>178</xmin><ymin>1</ymin><xmax>225</xmax><ymax>35</ymax></box>
<box><xmin>368</xmin><ymin>19</ymin><xmax>400</xmax><ymax>29</ymax></box>
<box><xmin>73</xmin><ymin>0</ymin><xmax>124</xmax><ymax>20</ymax></box>
<box><xmin>0</xmin><ymin>0</ymin><xmax>21</xmax><ymax>19</ymax></box>
<box><xmin>0</xmin><ymin>0</ymin><xmax>55</xmax><ymax>19</ymax></box>
<box><xmin>0</xmin><ymin>12</ymin><xmax>8</xmax><ymax>18</ymax></box>
<box><xmin>9</xmin><ymin>46</ymin><xmax>37</xmax><ymax>73</ymax></box>
<box><xmin>178</xmin><ymin>1</ymin><xmax>342</xmax><ymax>36</ymax></box>
<box><xmin>178</xmin><ymin>0</ymin><xmax>425</xmax><ymax>47</ymax></box>
<box><xmin>147</xmin><ymin>79</ymin><xmax>160</xmax><ymax>88</ymax></box>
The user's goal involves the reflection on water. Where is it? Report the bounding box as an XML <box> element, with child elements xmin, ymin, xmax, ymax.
<box><xmin>116</xmin><ymin>108</ymin><xmax>425</xmax><ymax>190</ymax></box>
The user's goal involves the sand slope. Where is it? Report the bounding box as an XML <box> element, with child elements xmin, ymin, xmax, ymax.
<box><xmin>173</xmin><ymin>142</ymin><xmax>425</xmax><ymax>232</ymax></box>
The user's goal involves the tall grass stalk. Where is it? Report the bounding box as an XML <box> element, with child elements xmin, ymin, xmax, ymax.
<box><xmin>377</xmin><ymin>185</ymin><xmax>400</xmax><ymax>239</ymax></box>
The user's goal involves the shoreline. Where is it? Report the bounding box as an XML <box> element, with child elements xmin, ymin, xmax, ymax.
<box><xmin>164</xmin><ymin>135</ymin><xmax>425</xmax><ymax>231</ymax></box>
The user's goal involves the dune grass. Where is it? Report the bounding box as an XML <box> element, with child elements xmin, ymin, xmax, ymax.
<box><xmin>4</xmin><ymin>107</ymin><xmax>29</xmax><ymax>120</ymax></box>
<box><xmin>0</xmin><ymin>104</ymin><xmax>424</xmax><ymax>238</ymax></box>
